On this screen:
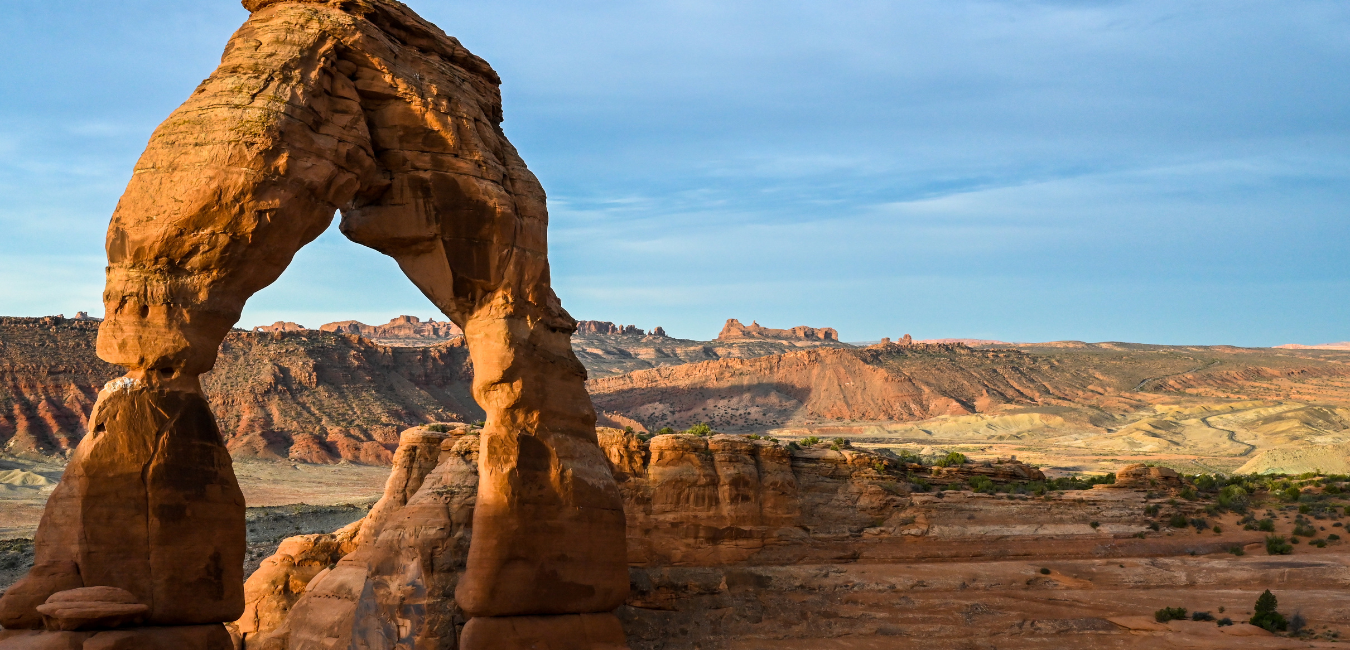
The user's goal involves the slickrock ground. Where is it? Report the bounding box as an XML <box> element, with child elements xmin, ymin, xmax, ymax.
<box><xmin>224</xmin><ymin>426</ymin><xmax>1350</xmax><ymax>649</ymax></box>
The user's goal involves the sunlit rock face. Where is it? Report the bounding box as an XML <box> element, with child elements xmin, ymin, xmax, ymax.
<box><xmin>0</xmin><ymin>0</ymin><xmax>628</xmax><ymax>647</ymax></box>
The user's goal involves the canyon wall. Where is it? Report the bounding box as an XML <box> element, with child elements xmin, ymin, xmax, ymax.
<box><xmin>0</xmin><ymin>317</ymin><xmax>480</xmax><ymax>462</ymax></box>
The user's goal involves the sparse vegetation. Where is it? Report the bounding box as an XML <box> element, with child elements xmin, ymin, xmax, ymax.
<box><xmin>1155</xmin><ymin>606</ymin><xmax>1188</xmax><ymax>623</ymax></box>
<box><xmin>1250</xmin><ymin>590</ymin><xmax>1288</xmax><ymax>632</ymax></box>
<box><xmin>1265</xmin><ymin>535</ymin><xmax>1293</xmax><ymax>555</ymax></box>
<box><xmin>966</xmin><ymin>476</ymin><xmax>994</xmax><ymax>493</ymax></box>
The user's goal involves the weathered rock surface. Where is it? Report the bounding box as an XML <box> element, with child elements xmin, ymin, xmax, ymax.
<box><xmin>35</xmin><ymin>587</ymin><xmax>147</xmax><ymax>632</ymax></box>
<box><xmin>6</xmin><ymin>0</ymin><xmax>629</xmax><ymax>646</ymax></box>
<box><xmin>576</xmin><ymin>321</ymin><xmax>650</xmax><ymax>336</ymax></box>
<box><xmin>319</xmin><ymin>315</ymin><xmax>462</xmax><ymax>346</ymax></box>
<box><xmin>234</xmin><ymin>426</ymin><xmax>1293</xmax><ymax>649</ymax></box>
<box><xmin>252</xmin><ymin>322</ymin><xmax>308</xmax><ymax>334</ymax></box>
<box><xmin>1105</xmin><ymin>462</ymin><xmax>1184</xmax><ymax>490</ymax></box>
<box><xmin>717</xmin><ymin>319</ymin><xmax>840</xmax><ymax>342</ymax></box>
<box><xmin>236</xmin><ymin>425</ymin><xmax>481</xmax><ymax>648</ymax></box>
<box><xmin>0</xmin><ymin>385</ymin><xmax>246</xmax><ymax>630</ymax></box>
<box><xmin>0</xmin><ymin>318</ymin><xmax>480</xmax><ymax>463</ymax></box>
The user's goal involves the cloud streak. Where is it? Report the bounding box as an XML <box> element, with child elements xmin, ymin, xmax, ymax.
<box><xmin>0</xmin><ymin>0</ymin><xmax>1346</xmax><ymax>346</ymax></box>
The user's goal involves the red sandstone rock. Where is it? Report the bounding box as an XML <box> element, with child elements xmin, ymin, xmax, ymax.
<box><xmin>36</xmin><ymin>587</ymin><xmax>148</xmax><ymax>632</ymax></box>
<box><xmin>0</xmin><ymin>386</ymin><xmax>245</xmax><ymax>628</ymax></box>
<box><xmin>575</xmin><ymin>321</ymin><xmax>646</xmax><ymax>336</ymax></box>
<box><xmin>717</xmin><ymin>319</ymin><xmax>839</xmax><ymax>342</ymax></box>
<box><xmin>318</xmin><ymin>315</ymin><xmax>462</xmax><ymax>343</ymax></box>
<box><xmin>7</xmin><ymin>0</ymin><xmax>630</xmax><ymax>646</ymax></box>
<box><xmin>1106</xmin><ymin>463</ymin><xmax>1185</xmax><ymax>490</ymax></box>
<box><xmin>251</xmin><ymin>322</ymin><xmax>307</xmax><ymax>334</ymax></box>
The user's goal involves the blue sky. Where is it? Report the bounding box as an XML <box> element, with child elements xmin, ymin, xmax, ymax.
<box><xmin>1</xmin><ymin>1</ymin><xmax>1347</xmax><ymax>345</ymax></box>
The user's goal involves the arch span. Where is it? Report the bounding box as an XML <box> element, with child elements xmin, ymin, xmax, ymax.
<box><xmin>0</xmin><ymin>1</ymin><xmax>629</xmax><ymax>647</ymax></box>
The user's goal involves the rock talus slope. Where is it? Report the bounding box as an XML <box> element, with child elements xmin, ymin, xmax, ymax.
<box><xmin>1</xmin><ymin>0</ymin><xmax>628</xmax><ymax>647</ymax></box>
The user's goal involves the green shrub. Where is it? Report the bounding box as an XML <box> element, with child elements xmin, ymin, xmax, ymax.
<box><xmin>1192</xmin><ymin>611</ymin><xmax>1215</xmax><ymax>622</ymax></box>
<box><xmin>1155</xmin><ymin>607</ymin><xmax>1188</xmax><ymax>623</ymax></box>
<box><xmin>1299</xmin><ymin>503</ymin><xmax>1312</xmax><ymax>514</ymax></box>
<box><xmin>1282</xmin><ymin>487</ymin><xmax>1303</xmax><ymax>502</ymax></box>
<box><xmin>424</xmin><ymin>423</ymin><xmax>451</xmax><ymax>433</ymax></box>
<box><xmin>1090</xmin><ymin>521</ymin><xmax>1100</xmax><ymax>529</ymax></box>
<box><xmin>685</xmin><ymin>423</ymin><xmax>713</xmax><ymax>437</ymax></box>
<box><xmin>1218</xmin><ymin>485</ymin><xmax>1250</xmax><ymax>511</ymax></box>
<box><xmin>910</xmin><ymin>478</ymin><xmax>932</xmax><ymax>492</ymax></box>
<box><xmin>894</xmin><ymin>450</ymin><xmax>923</xmax><ymax>464</ymax></box>
<box><xmin>1250</xmin><ymin>590</ymin><xmax>1288</xmax><ymax>632</ymax></box>
<box><xmin>801</xmin><ymin>436</ymin><xmax>821</xmax><ymax>446</ymax></box>
<box><xmin>1039</xmin><ymin>567</ymin><xmax>1051</xmax><ymax>575</ymax></box>
<box><xmin>1179</xmin><ymin>487</ymin><xmax>1198</xmax><ymax>501</ymax></box>
<box><xmin>1168</xmin><ymin>513</ymin><xmax>1189</xmax><ymax>529</ymax></box>
<box><xmin>832</xmin><ymin>437</ymin><xmax>847</xmax><ymax>447</ymax></box>
<box><xmin>1266</xmin><ymin>535</ymin><xmax>1293</xmax><ymax>555</ymax></box>
<box><xmin>936</xmin><ymin>451</ymin><xmax>968</xmax><ymax>467</ymax></box>
<box><xmin>1330</xmin><ymin>533</ymin><xmax>1341</xmax><ymax>541</ymax></box>
<box><xmin>1217</xmin><ymin>617</ymin><xmax>1234</xmax><ymax>627</ymax></box>
<box><xmin>1144</xmin><ymin>504</ymin><xmax>1160</xmax><ymax>517</ymax></box>
<box><xmin>1228</xmin><ymin>545</ymin><xmax>1245</xmax><ymax>556</ymax></box>
<box><xmin>1293</xmin><ymin>522</ymin><xmax>1317</xmax><ymax>537</ymax></box>
<box><xmin>1258</xmin><ymin>519</ymin><xmax>1275</xmax><ymax>532</ymax></box>
<box><xmin>657</xmin><ymin>427</ymin><xmax>676</xmax><ymax>436</ymax></box>
<box><xmin>967</xmin><ymin>476</ymin><xmax>994</xmax><ymax>493</ymax></box>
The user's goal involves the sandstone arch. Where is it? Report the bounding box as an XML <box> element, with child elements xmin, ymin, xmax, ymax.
<box><xmin>0</xmin><ymin>1</ymin><xmax>629</xmax><ymax>647</ymax></box>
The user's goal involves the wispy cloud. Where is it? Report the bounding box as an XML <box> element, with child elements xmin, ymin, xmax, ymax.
<box><xmin>0</xmin><ymin>0</ymin><xmax>1346</xmax><ymax>346</ymax></box>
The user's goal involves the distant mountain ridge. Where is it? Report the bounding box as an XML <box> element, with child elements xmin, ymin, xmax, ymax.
<box><xmin>7</xmin><ymin>314</ymin><xmax>1350</xmax><ymax>467</ymax></box>
<box><xmin>1276</xmin><ymin>342</ymin><xmax>1350</xmax><ymax>350</ymax></box>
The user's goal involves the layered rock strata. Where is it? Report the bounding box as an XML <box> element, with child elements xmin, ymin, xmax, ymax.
<box><xmin>0</xmin><ymin>0</ymin><xmax>627</xmax><ymax>647</ymax></box>
<box><xmin>717</xmin><ymin>319</ymin><xmax>840</xmax><ymax>342</ymax></box>
<box><xmin>0</xmin><ymin>317</ymin><xmax>480</xmax><ymax>463</ymax></box>
<box><xmin>235</xmin><ymin>427</ymin><xmax>1149</xmax><ymax>648</ymax></box>
<box><xmin>1103</xmin><ymin>463</ymin><xmax>1185</xmax><ymax>490</ymax></box>
<box><xmin>319</xmin><ymin>315</ymin><xmax>462</xmax><ymax>344</ymax></box>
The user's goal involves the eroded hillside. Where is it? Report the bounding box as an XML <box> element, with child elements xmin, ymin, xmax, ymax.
<box><xmin>0</xmin><ymin>317</ymin><xmax>482</xmax><ymax>462</ymax></box>
<box><xmin>589</xmin><ymin>341</ymin><xmax>1350</xmax><ymax>475</ymax></box>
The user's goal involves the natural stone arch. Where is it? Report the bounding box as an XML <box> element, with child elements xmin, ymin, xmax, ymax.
<box><xmin>0</xmin><ymin>1</ymin><xmax>629</xmax><ymax>647</ymax></box>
